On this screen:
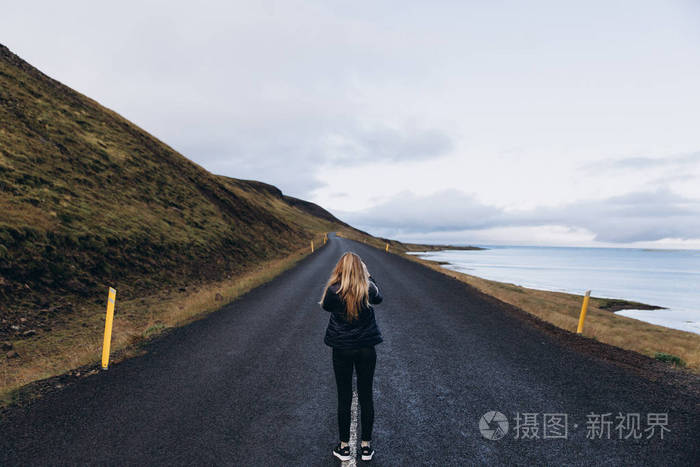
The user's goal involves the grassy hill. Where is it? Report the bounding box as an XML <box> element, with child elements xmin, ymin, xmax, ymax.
<box><xmin>0</xmin><ymin>43</ymin><xmax>348</xmax><ymax>342</ymax></box>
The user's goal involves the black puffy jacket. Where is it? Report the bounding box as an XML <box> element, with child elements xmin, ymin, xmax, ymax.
<box><xmin>321</xmin><ymin>277</ymin><xmax>383</xmax><ymax>349</ymax></box>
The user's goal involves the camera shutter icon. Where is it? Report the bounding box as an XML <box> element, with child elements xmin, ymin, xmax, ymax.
<box><xmin>479</xmin><ymin>411</ymin><xmax>509</xmax><ymax>440</ymax></box>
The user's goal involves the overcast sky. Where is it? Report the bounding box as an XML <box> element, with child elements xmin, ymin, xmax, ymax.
<box><xmin>3</xmin><ymin>1</ymin><xmax>700</xmax><ymax>247</ymax></box>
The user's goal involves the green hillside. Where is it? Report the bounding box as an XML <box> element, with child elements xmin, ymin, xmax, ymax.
<box><xmin>0</xmin><ymin>43</ymin><xmax>347</xmax><ymax>340</ymax></box>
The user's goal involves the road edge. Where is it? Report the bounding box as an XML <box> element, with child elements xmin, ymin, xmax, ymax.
<box><xmin>0</xmin><ymin>238</ymin><xmax>330</xmax><ymax>414</ymax></box>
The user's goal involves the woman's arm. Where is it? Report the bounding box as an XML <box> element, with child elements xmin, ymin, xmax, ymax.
<box><xmin>321</xmin><ymin>286</ymin><xmax>341</xmax><ymax>311</ymax></box>
<box><xmin>368</xmin><ymin>276</ymin><xmax>383</xmax><ymax>305</ymax></box>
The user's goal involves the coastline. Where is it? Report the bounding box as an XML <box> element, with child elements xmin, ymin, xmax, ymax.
<box><xmin>410</xmin><ymin>253</ymin><xmax>700</xmax><ymax>370</ymax></box>
<box><xmin>596</xmin><ymin>299</ymin><xmax>664</xmax><ymax>312</ymax></box>
<box><xmin>415</xmin><ymin>255</ymin><xmax>667</xmax><ymax>313</ymax></box>
<box><xmin>405</xmin><ymin>247</ymin><xmax>700</xmax><ymax>336</ymax></box>
<box><xmin>336</xmin><ymin>229</ymin><xmax>700</xmax><ymax>372</ymax></box>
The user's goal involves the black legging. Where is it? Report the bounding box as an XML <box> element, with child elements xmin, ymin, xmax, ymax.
<box><xmin>332</xmin><ymin>346</ymin><xmax>377</xmax><ymax>442</ymax></box>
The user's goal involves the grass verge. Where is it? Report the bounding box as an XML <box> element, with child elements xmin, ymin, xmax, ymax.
<box><xmin>0</xmin><ymin>234</ymin><xmax>326</xmax><ymax>407</ymax></box>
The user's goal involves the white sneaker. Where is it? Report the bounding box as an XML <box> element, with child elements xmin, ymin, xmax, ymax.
<box><xmin>332</xmin><ymin>443</ymin><xmax>351</xmax><ymax>461</ymax></box>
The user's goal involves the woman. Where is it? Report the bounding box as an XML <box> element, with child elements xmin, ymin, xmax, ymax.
<box><xmin>320</xmin><ymin>252</ymin><xmax>383</xmax><ymax>462</ymax></box>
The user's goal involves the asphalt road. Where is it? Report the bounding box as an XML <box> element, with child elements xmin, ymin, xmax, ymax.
<box><xmin>1</xmin><ymin>233</ymin><xmax>698</xmax><ymax>466</ymax></box>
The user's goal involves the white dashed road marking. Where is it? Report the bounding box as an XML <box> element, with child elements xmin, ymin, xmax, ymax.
<box><xmin>342</xmin><ymin>390</ymin><xmax>359</xmax><ymax>467</ymax></box>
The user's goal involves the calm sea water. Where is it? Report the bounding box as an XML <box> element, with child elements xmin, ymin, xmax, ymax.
<box><xmin>409</xmin><ymin>246</ymin><xmax>700</xmax><ymax>335</ymax></box>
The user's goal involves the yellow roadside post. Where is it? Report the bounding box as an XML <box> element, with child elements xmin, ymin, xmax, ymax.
<box><xmin>576</xmin><ymin>290</ymin><xmax>591</xmax><ymax>334</ymax></box>
<box><xmin>324</xmin><ymin>233</ymin><xmax>327</xmax><ymax>244</ymax></box>
<box><xmin>311</xmin><ymin>240</ymin><xmax>314</xmax><ymax>252</ymax></box>
<box><xmin>385</xmin><ymin>243</ymin><xmax>389</xmax><ymax>252</ymax></box>
<box><xmin>101</xmin><ymin>287</ymin><xmax>117</xmax><ymax>370</ymax></box>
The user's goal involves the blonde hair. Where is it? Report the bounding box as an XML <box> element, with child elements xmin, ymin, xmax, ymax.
<box><xmin>321</xmin><ymin>252</ymin><xmax>370</xmax><ymax>321</ymax></box>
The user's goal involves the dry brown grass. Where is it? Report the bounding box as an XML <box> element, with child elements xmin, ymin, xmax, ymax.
<box><xmin>0</xmin><ymin>236</ymin><xmax>326</xmax><ymax>406</ymax></box>
<box><xmin>337</xmin><ymin>229</ymin><xmax>700</xmax><ymax>372</ymax></box>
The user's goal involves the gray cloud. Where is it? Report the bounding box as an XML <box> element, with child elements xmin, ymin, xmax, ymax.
<box><xmin>342</xmin><ymin>188</ymin><xmax>700</xmax><ymax>243</ymax></box>
<box><xmin>340</xmin><ymin>190</ymin><xmax>502</xmax><ymax>232</ymax></box>
<box><xmin>322</xmin><ymin>124</ymin><xmax>453</xmax><ymax>164</ymax></box>
<box><xmin>526</xmin><ymin>190</ymin><xmax>700</xmax><ymax>243</ymax></box>
<box><xmin>174</xmin><ymin>119</ymin><xmax>453</xmax><ymax>196</ymax></box>
<box><xmin>583</xmin><ymin>151</ymin><xmax>700</xmax><ymax>172</ymax></box>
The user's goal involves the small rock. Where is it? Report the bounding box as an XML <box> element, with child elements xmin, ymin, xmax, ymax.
<box><xmin>20</xmin><ymin>317</ymin><xmax>27</xmax><ymax>323</ymax></box>
<box><xmin>215</xmin><ymin>293</ymin><xmax>223</xmax><ymax>302</ymax></box>
<box><xmin>6</xmin><ymin>350</ymin><xmax>19</xmax><ymax>359</ymax></box>
<box><xmin>10</xmin><ymin>325</ymin><xmax>20</xmax><ymax>331</ymax></box>
<box><xmin>22</xmin><ymin>329</ymin><xmax>37</xmax><ymax>337</ymax></box>
<box><xmin>1</xmin><ymin>342</ymin><xmax>12</xmax><ymax>351</ymax></box>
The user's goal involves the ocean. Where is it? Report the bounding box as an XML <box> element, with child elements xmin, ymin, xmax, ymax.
<box><xmin>408</xmin><ymin>246</ymin><xmax>700</xmax><ymax>335</ymax></box>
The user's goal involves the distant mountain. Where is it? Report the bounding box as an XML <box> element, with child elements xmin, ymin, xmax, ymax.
<box><xmin>0</xmin><ymin>43</ymin><xmax>351</xmax><ymax>335</ymax></box>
